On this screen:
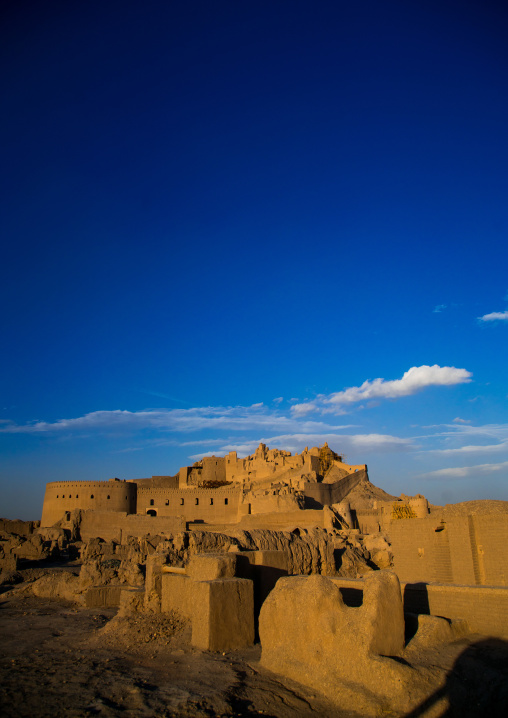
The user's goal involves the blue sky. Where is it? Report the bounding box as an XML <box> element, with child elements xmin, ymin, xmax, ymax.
<box><xmin>1</xmin><ymin>0</ymin><xmax>508</xmax><ymax>519</ymax></box>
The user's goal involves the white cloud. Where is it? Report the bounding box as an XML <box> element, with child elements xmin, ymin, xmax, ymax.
<box><xmin>0</xmin><ymin>405</ymin><xmax>352</xmax><ymax>437</ymax></box>
<box><xmin>429</xmin><ymin>442</ymin><xmax>508</xmax><ymax>455</ymax></box>
<box><xmin>453</xmin><ymin>417</ymin><xmax>471</xmax><ymax>424</ymax></box>
<box><xmin>478</xmin><ymin>311</ymin><xmax>508</xmax><ymax>322</ymax></box>
<box><xmin>433</xmin><ymin>304</ymin><xmax>447</xmax><ymax>313</ymax></box>
<box><xmin>429</xmin><ymin>423</ymin><xmax>508</xmax><ymax>441</ymax></box>
<box><xmin>291</xmin><ymin>365</ymin><xmax>472</xmax><ymax>415</ymax></box>
<box><xmin>291</xmin><ymin>402</ymin><xmax>321</xmax><ymax>417</ymax></box>
<box><xmin>422</xmin><ymin>460</ymin><xmax>508</xmax><ymax>480</ymax></box>
<box><xmin>272</xmin><ymin>397</ymin><xmax>283</xmax><ymax>404</ymax></box>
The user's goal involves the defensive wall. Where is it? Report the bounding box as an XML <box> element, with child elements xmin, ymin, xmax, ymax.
<box><xmin>303</xmin><ymin>468</ymin><xmax>367</xmax><ymax>508</ymax></box>
<box><xmin>137</xmin><ymin>486</ymin><xmax>242</xmax><ymax>523</ymax></box>
<box><xmin>390</xmin><ymin>511</ymin><xmax>508</xmax><ymax>586</ymax></box>
<box><xmin>41</xmin><ymin>480</ymin><xmax>137</xmax><ymax>528</ymax></box>
<box><xmin>130</xmin><ymin>475</ymin><xmax>179</xmax><ymax>489</ymax></box>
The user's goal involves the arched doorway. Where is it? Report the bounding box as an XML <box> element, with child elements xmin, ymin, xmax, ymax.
<box><xmin>146</xmin><ymin>509</ymin><xmax>157</xmax><ymax>517</ymax></box>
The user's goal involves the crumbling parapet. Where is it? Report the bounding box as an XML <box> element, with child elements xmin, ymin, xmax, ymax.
<box><xmin>259</xmin><ymin>571</ymin><xmax>411</xmax><ymax>714</ymax></box>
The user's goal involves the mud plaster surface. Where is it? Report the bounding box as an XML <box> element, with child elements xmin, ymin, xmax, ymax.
<box><xmin>1</xmin><ymin>591</ymin><xmax>508</xmax><ymax>718</ymax></box>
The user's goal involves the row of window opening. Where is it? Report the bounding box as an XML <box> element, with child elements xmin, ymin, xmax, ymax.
<box><xmin>149</xmin><ymin>497</ymin><xmax>228</xmax><ymax>506</ymax></box>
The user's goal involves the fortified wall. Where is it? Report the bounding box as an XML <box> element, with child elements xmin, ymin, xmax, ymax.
<box><xmin>389</xmin><ymin>501</ymin><xmax>508</xmax><ymax>586</ymax></box>
<box><xmin>40</xmin><ymin>442</ymin><xmax>368</xmax><ymax>531</ymax></box>
<box><xmin>41</xmin><ymin>479</ymin><xmax>137</xmax><ymax>528</ymax></box>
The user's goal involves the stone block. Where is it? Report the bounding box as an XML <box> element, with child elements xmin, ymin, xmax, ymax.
<box><xmin>161</xmin><ymin>573</ymin><xmax>193</xmax><ymax>618</ymax></box>
<box><xmin>191</xmin><ymin>578</ymin><xmax>254</xmax><ymax>652</ymax></box>
<box><xmin>187</xmin><ymin>553</ymin><xmax>237</xmax><ymax>581</ymax></box>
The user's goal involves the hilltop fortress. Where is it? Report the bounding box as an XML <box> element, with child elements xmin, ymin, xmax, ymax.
<box><xmin>39</xmin><ymin>442</ymin><xmax>508</xmax><ymax>590</ymax></box>
<box><xmin>41</xmin><ymin>442</ymin><xmax>372</xmax><ymax>531</ymax></box>
<box><xmin>40</xmin><ymin>441</ymin><xmax>435</xmax><ymax>553</ymax></box>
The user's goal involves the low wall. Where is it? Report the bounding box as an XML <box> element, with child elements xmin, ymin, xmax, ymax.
<box><xmin>79</xmin><ymin>510</ymin><xmax>186</xmax><ymax>542</ymax></box>
<box><xmin>0</xmin><ymin>519</ymin><xmax>36</xmax><ymax>536</ymax></box>
<box><xmin>329</xmin><ymin>576</ymin><xmax>508</xmax><ymax>640</ymax></box>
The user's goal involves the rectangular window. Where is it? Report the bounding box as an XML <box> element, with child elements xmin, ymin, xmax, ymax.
<box><xmin>224</xmin><ymin>498</ymin><xmax>228</xmax><ymax>505</ymax></box>
<box><xmin>165</xmin><ymin>499</ymin><xmax>169</xmax><ymax>506</ymax></box>
<box><xmin>210</xmin><ymin>498</ymin><xmax>214</xmax><ymax>505</ymax></box>
<box><xmin>180</xmin><ymin>498</ymin><xmax>184</xmax><ymax>505</ymax></box>
<box><xmin>195</xmin><ymin>498</ymin><xmax>199</xmax><ymax>505</ymax></box>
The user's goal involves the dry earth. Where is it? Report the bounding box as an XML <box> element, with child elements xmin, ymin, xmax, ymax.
<box><xmin>0</xmin><ymin>590</ymin><xmax>352</xmax><ymax>718</ymax></box>
<box><xmin>1</xmin><ymin>582</ymin><xmax>508</xmax><ymax>717</ymax></box>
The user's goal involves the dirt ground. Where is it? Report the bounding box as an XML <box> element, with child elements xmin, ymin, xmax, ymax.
<box><xmin>1</xmin><ymin>587</ymin><xmax>508</xmax><ymax>718</ymax></box>
<box><xmin>0</xmin><ymin>590</ymin><xmax>353</xmax><ymax>718</ymax></box>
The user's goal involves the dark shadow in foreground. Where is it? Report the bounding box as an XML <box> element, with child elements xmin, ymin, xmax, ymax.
<box><xmin>404</xmin><ymin>638</ymin><xmax>508</xmax><ymax>718</ymax></box>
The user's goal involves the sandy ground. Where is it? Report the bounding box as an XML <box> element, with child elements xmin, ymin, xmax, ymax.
<box><xmin>0</xmin><ymin>591</ymin><xmax>353</xmax><ymax>718</ymax></box>
<box><xmin>1</xmin><ymin>587</ymin><xmax>508</xmax><ymax>718</ymax></box>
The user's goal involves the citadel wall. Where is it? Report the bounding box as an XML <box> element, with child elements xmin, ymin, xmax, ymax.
<box><xmin>41</xmin><ymin>480</ymin><xmax>136</xmax><ymax>528</ymax></box>
<box><xmin>131</xmin><ymin>475</ymin><xmax>179</xmax><ymax>489</ymax></box>
<box><xmin>136</xmin><ymin>486</ymin><xmax>242</xmax><ymax>524</ymax></box>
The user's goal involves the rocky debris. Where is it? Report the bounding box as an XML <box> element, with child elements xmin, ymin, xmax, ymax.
<box><xmin>182</xmin><ymin>526</ymin><xmax>377</xmax><ymax>577</ymax></box>
<box><xmin>363</xmin><ymin>533</ymin><xmax>393</xmax><ymax>569</ymax></box>
<box><xmin>30</xmin><ymin>570</ymin><xmax>82</xmax><ymax>602</ymax></box>
<box><xmin>78</xmin><ymin>557</ymin><xmax>144</xmax><ymax>591</ymax></box>
<box><xmin>0</xmin><ymin>532</ymin><xmax>54</xmax><ymax>564</ymax></box>
<box><xmin>93</xmin><ymin>608</ymin><xmax>190</xmax><ymax>653</ymax></box>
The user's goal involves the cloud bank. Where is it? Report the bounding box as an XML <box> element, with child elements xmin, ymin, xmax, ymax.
<box><xmin>291</xmin><ymin>365</ymin><xmax>472</xmax><ymax>415</ymax></box>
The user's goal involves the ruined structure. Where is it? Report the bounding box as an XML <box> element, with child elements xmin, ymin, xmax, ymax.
<box><xmin>3</xmin><ymin>441</ymin><xmax>508</xmax><ymax>716</ymax></box>
<box><xmin>40</xmin><ymin>443</ymin><xmax>369</xmax><ymax>535</ymax></box>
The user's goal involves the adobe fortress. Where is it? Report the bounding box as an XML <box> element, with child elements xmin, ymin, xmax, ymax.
<box><xmin>3</xmin><ymin>442</ymin><xmax>508</xmax><ymax>714</ymax></box>
<box><xmin>41</xmin><ymin>442</ymin><xmax>370</xmax><ymax>531</ymax></box>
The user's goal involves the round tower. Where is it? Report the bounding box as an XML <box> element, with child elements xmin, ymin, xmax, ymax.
<box><xmin>41</xmin><ymin>479</ymin><xmax>136</xmax><ymax>527</ymax></box>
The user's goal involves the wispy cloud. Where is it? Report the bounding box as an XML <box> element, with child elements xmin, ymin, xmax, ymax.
<box><xmin>433</xmin><ymin>304</ymin><xmax>447</xmax><ymax>313</ymax></box>
<box><xmin>421</xmin><ymin>460</ymin><xmax>508</xmax><ymax>480</ymax></box>
<box><xmin>291</xmin><ymin>365</ymin><xmax>472</xmax><ymax>416</ymax></box>
<box><xmin>0</xmin><ymin>405</ymin><xmax>352</xmax><ymax>436</ymax></box>
<box><xmin>428</xmin><ymin>442</ymin><xmax>508</xmax><ymax>456</ymax></box>
<box><xmin>453</xmin><ymin>417</ymin><xmax>471</xmax><ymax>424</ymax></box>
<box><xmin>478</xmin><ymin>310</ymin><xmax>508</xmax><ymax>322</ymax></box>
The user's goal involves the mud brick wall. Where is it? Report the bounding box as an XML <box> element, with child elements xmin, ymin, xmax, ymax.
<box><xmin>390</xmin><ymin>514</ymin><xmax>508</xmax><ymax>586</ymax></box>
<box><xmin>79</xmin><ymin>510</ymin><xmax>186</xmax><ymax>542</ymax></box>
<box><xmin>330</xmin><ymin>576</ymin><xmax>508</xmax><ymax>640</ymax></box>
<box><xmin>402</xmin><ymin>583</ymin><xmax>508</xmax><ymax>639</ymax></box>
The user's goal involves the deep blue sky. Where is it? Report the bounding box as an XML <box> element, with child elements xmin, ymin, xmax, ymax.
<box><xmin>1</xmin><ymin>0</ymin><xmax>508</xmax><ymax>519</ymax></box>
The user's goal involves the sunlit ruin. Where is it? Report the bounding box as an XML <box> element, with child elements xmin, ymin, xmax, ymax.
<box><xmin>2</xmin><ymin>444</ymin><xmax>508</xmax><ymax>716</ymax></box>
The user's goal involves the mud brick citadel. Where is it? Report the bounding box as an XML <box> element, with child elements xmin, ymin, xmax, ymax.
<box><xmin>2</xmin><ymin>442</ymin><xmax>508</xmax><ymax>715</ymax></box>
